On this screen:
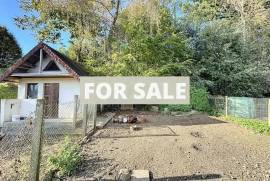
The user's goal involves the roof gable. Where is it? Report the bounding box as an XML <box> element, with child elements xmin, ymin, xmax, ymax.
<box><xmin>43</xmin><ymin>61</ymin><xmax>61</xmax><ymax>71</ymax></box>
<box><xmin>0</xmin><ymin>42</ymin><xmax>88</xmax><ymax>81</ymax></box>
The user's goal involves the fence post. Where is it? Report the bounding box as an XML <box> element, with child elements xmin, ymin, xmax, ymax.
<box><xmin>30</xmin><ymin>99</ymin><xmax>44</xmax><ymax>181</ymax></box>
<box><xmin>268</xmin><ymin>99</ymin><xmax>270</xmax><ymax>126</ymax></box>
<box><xmin>82</xmin><ymin>104</ymin><xmax>88</xmax><ymax>136</ymax></box>
<box><xmin>100</xmin><ymin>104</ymin><xmax>104</xmax><ymax>112</ymax></box>
<box><xmin>92</xmin><ymin>104</ymin><xmax>97</xmax><ymax>131</ymax></box>
<box><xmin>73</xmin><ymin>95</ymin><xmax>79</xmax><ymax>128</ymax></box>
<box><xmin>225</xmin><ymin>96</ymin><xmax>228</xmax><ymax>117</ymax></box>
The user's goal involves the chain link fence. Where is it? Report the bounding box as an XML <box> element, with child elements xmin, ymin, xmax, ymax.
<box><xmin>208</xmin><ymin>96</ymin><xmax>226</xmax><ymax>115</ymax></box>
<box><xmin>0</xmin><ymin>112</ymin><xmax>35</xmax><ymax>180</ymax></box>
<box><xmin>209</xmin><ymin>96</ymin><xmax>269</xmax><ymax>121</ymax></box>
<box><xmin>0</xmin><ymin>97</ymin><xmax>97</xmax><ymax>180</ymax></box>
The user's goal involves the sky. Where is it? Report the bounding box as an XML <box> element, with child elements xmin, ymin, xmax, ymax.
<box><xmin>0</xmin><ymin>0</ymin><xmax>69</xmax><ymax>55</ymax></box>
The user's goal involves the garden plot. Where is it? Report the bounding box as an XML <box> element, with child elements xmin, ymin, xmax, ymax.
<box><xmin>71</xmin><ymin>111</ymin><xmax>270</xmax><ymax>181</ymax></box>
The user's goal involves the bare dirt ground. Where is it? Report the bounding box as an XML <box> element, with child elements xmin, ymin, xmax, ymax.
<box><xmin>72</xmin><ymin>111</ymin><xmax>270</xmax><ymax>181</ymax></box>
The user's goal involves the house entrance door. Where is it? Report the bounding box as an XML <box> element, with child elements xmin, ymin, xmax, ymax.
<box><xmin>44</xmin><ymin>83</ymin><xmax>59</xmax><ymax>118</ymax></box>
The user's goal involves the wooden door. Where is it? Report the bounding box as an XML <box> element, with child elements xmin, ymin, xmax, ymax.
<box><xmin>44</xmin><ymin>83</ymin><xmax>59</xmax><ymax>118</ymax></box>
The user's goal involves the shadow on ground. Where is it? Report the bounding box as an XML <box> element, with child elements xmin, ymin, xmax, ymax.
<box><xmin>154</xmin><ymin>173</ymin><xmax>222</xmax><ymax>181</ymax></box>
<box><xmin>71</xmin><ymin>154</ymin><xmax>114</xmax><ymax>179</ymax></box>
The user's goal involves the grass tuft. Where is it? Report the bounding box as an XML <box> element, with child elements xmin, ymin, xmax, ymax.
<box><xmin>221</xmin><ymin>116</ymin><xmax>270</xmax><ymax>135</ymax></box>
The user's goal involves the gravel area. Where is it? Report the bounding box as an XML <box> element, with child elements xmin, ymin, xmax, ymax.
<box><xmin>72</xmin><ymin>111</ymin><xmax>270</xmax><ymax>181</ymax></box>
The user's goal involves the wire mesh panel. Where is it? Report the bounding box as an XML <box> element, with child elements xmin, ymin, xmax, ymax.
<box><xmin>0</xmin><ymin>98</ymin><xmax>97</xmax><ymax>180</ymax></box>
<box><xmin>208</xmin><ymin>96</ymin><xmax>226</xmax><ymax>114</ymax></box>
<box><xmin>38</xmin><ymin>100</ymin><xmax>89</xmax><ymax>180</ymax></box>
<box><xmin>228</xmin><ymin>97</ymin><xmax>255</xmax><ymax>119</ymax></box>
<box><xmin>228</xmin><ymin>97</ymin><xmax>269</xmax><ymax>121</ymax></box>
<box><xmin>254</xmin><ymin>98</ymin><xmax>268</xmax><ymax>121</ymax></box>
<box><xmin>210</xmin><ymin>96</ymin><xmax>269</xmax><ymax>121</ymax></box>
<box><xmin>0</xmin><ymin>113</ymin><xmax>35</xmax><ymax>180</ymax></box>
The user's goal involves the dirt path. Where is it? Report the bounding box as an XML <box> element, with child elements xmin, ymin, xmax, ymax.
<box><xmin>72</xmin><ymin>112</ymin><xmax>270</xmax><ymax>181</ymax></box>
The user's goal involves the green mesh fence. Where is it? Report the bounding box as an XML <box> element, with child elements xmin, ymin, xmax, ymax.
<box><xmin>228</xmin><ymin>97</ymin><xmax>268</xmax><ymax>121</ymax></box>
<box><xmin>209</xmin><ymin>96</ymin><xmax>269</xmax><ymax>121</ymax></box>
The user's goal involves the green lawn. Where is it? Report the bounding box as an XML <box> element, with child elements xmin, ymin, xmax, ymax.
<box><xmin>221</xmin><ymin>116</ymin><xmax>270</xmax><ymax>135</ymax></box>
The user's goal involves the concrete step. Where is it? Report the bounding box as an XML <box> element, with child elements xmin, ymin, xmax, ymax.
<box><xmin>131</xmin><ymin>170</ymin><xmax>150</xmax><ymax>181</ymax></box>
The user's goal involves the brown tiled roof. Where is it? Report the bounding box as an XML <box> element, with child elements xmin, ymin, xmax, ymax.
<box><xmin>0</xmin><ymin>42</ymin><xmax>88</xmax><ymax>81</ymax></box>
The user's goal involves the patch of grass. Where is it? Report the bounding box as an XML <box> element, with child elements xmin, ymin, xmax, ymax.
<box><xmin>221</xmin><ymin>116</ymin><xmax>270</xmax><ymax>135</ymax></box>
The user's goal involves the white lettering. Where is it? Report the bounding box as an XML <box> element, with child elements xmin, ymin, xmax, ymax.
<box><xmin>163</xmin><ymin>83</ymin><xmax>174</xmax><ymax>99</ymax></box>
<box><xmin>176</xmin><ymin>83</ymin><xmax>186</xmax><ymax>99</ymax></box>
<box><xmin>114</xmin><ymin>83</ymin><xmax>127</xmax><ymax>99</ymax></box>
<box><xmin>134</xmin><ymin>83</ymin><xmax>146</xmax><ymax>99</ymax></box>
<box><xmin>146</xmin><ymin>83</ymin><xmax>162</xmax><ymax>99</ymax></box>
<box><xmin>85</xmin><ymin>83</ymin><xmax>95</xmax><ymax>99</ymax></box>
<box><xmin>96</xmin><ymin>83</ymin><xmax>112</xmax><ymax>100</ymax></box>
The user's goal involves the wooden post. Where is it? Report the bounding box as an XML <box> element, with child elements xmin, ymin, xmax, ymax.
<box><xmin>30</xmin><ymin>99</ymin><xmax>44</xmax><ymax>181</ymax></box>
<box><xmin>100</xmin><ymin>104</ymin><xmax>104</xmax><ymax>112</ymax></box>
<box><xmin>39</xmin><ymin>49</ymin><xmax>43</xmax><ymax>73</ymax></box>
<box><xmin>268</xmin><ymin>99</ymin><xmax>270</xmax><ymax>126</ymax></box>
<box><xmin>225</xmin><ymin>96</ymin><xmax>228</xmax><ymax>117</ymax></box>
<box><xmin>92</xmin><ymin>104</ymin><xmax>97</xmax><ymax>131</ymax></box>
<box><xmin>73</xmin><ymin>95</ymin><xmax>79</xmax><ymax>128</ymax></box>
<box><xmin>82</xmin><ymin>104</ymin><xmax>88</xmax><ymax>136</ymax></box>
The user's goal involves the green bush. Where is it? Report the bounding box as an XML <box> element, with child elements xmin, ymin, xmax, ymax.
<box><xmin>159</xmin><ymin>86</ymin><xmax>211</xmax><ymax>113</ymax></box>
<box><xmin>49</xmin><ymin>137</ymin><xmax>82</xmax><ymax>176</ymax></box>
<box><xmin>190</xmin><ymin>87</ymin><xmax>211</xmax><ymax>112</ymax></box>
<box><xmin>0</xmin><ymin>83</ymin><xmax>17</xmax><ymax>99</ymax></box>
<box><xmin>159</xmin><ymin>104</ymin><xmax>192</xmax><ymax>112</ymax></box>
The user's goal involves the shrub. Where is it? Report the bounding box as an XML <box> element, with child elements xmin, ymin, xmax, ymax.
<box><xmin>49</xmin><ymin>137</ymin><xmax>82</xmax><ymax>176</ymax></box>
<box><xmin>0</xmin><ymin>83</ymin><xmax>17</xmax><ymax>99</ymax></box>
<box><xmin>159</xmin><ymin>86</ymin><xmax>211</xmax><ymax>113</ymax></box>
<box><xmin>190</xmin><ymin>86</ymin><xmax>211</xmax><ymax>112</ymax></box>
<box><xmin>159</xmin><ymin>104</ymin><xmax>192</xmax><ymax>112</ymax></box>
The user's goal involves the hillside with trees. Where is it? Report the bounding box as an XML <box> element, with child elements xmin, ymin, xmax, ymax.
<box><xmin>15</xmin><ymin>0</ymin><xmax>270</xmax><ymax>97</ymax></box>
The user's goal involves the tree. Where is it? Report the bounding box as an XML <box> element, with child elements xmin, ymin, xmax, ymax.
<box><xmin>180</xmin><ymin>0</ymin><xmax>270</xmax><ymax>97</ymax></box>
<box><xmin>15</xmin><ymin>0</ymin><xmax>125</xmax><ymax>61</ymax></box>
<box><xmin>16</xmin><ymin>0</ymin><xmax>270</xmax><ymax>97</ymax></box>
<box><xmin>15</xmin><ymin>0</ymin><xmax>180</xmax><ymax>62</ymax></box>
<box><xmin>0</xmin><ymin>26</ymin><xmax>22</xmax><ymax>69</ymax></box>
<box><xmin>82</xmin><ymin>1</ymin><xmax>193</xmax><ymax>76</ymax></box>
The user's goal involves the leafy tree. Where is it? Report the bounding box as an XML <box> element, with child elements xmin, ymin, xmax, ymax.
<box><xmin>0</xmin><ymin>83</ymin><xmax>17</xmax><ymax>99</ymax></box>
<box><xmin>16</xmin><ymin>0</ymin><xmax>270</xmax><ymax>97</ymax></box>
<box><xmin>0</xmin><ymin>26</ymin><xmax>22</xmax><ymax>69</ymax></box>
<box><xmin>81</xmin><ymin>2</ymin><xmax>193</xmax><ymax>76</ymax></box>
<box><xmin>181</xmin><ymin>0</ymin><xmax>270</xmax><ymax>97</ymax></box>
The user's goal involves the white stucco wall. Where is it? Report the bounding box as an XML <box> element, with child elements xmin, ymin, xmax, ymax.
<box><xmin>0</xmin><ymin>99</ymin><xmax>37</xmax><ymax>127</ymax></box>
<box><xmin>17</xmin><ymin>77</ymin><xmax>80</xmax><ymax>119</ymax></box>
<box><xmin>20</xmin><ymin>99</ymin><xmax>37</xmax><ymax>117</ymax></box>
<box><xmin>0</xmin><ymin>99</ymin><xmax>20</xmax><ymax>126</ymax></box>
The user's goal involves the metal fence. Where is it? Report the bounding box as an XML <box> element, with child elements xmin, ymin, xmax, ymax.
<box><xmin>0</xmin><ymin>117</ymin><xmax>34</xmax><ymax>180</ymax></box>
<box><xmin>209</xmin><ymin>96</ymin><xmax>270</xmax><ymax>121</ymax></box>
<box><xmin>0</xmin><ymin>98</ymin><xmax>97</xmax><ymax>180</ymax></box>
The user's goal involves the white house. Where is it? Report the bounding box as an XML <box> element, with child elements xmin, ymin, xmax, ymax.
<box><xmin>0</xmin><ymin>42</ymin><xmax>89</xmax><ymax>126</ymax></box>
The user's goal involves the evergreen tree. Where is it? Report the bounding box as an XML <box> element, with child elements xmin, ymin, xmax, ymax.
<box><xmin>0</xmin><ymin>26</ymin><xmax>22</xmax><ymax>69</ymax></box>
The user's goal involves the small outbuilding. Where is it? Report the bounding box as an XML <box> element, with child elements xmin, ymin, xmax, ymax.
<box><xmin>0</xmin><ymin>42</ymin><xmax>88</xmax><ymax>126</ymax></box>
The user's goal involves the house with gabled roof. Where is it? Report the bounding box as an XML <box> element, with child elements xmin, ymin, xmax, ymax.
<box><xmin>0</xmin><ymin>42</ymin><xmax>89</xmax><ymax>126</ymax></box>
